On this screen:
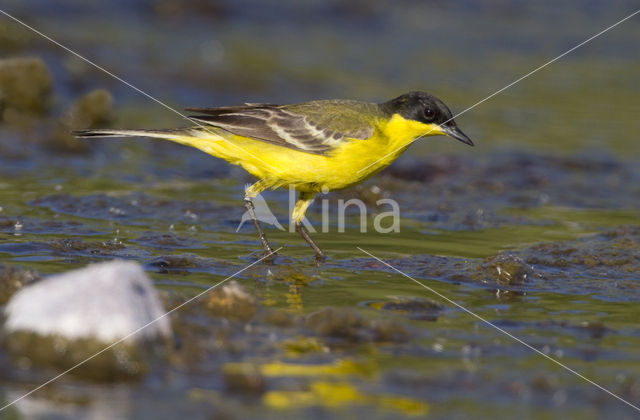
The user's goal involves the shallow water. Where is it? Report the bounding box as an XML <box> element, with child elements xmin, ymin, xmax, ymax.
<box><xmin>1</xmin><ymin>1</ymin><xmax>640</xmax><ymax>419</ymax></box>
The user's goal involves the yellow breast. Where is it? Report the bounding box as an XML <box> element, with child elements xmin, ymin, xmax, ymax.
<box><xmin>179</xmin><ymin>114</ymin><xmax>444</xmax><ymax>193</ymax></box>
<box><xmin>318</xmin><ymin>114</ymin><xmax>444</xmax><ymax>190</ymax></box>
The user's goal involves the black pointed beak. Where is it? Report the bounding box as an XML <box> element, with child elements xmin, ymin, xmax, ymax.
<box><xmin>443</xmin><ymin>125</ymin><xmax>474</xmax><ymax>146</ymax></box>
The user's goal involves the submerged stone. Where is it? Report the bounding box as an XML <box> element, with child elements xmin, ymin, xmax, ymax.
<box><xmin>205</xmin><ymin>280</ymin><xmax>257</xmax><ymax>322</ymax></box>
<box><xmin>48</xmin><ymin>238</ymin><xmax>126</xmax><ymax>254</ymax></box>
<box><xmin>305</xmin><ymin>307</ymin><xmax>409</xmax><ymax>344</ymax></box>
<box><xmin>305</xmin><ymin>307</ymin><xmax>366</xmax><ymax>342</ymax></box>
<box><xmin>482</xmin><ymin>254</ymin><xmax>533</xmax><ymax>286</ymax></box>
<box><xmin>223</xmin><ymin>363</ymin><xmax>267</xmax><ymax>395</ymax></box>
<box><xmin>380</xmin><ymin>297</ymin><xmax>443</xmax><ymax>321</ymax></box>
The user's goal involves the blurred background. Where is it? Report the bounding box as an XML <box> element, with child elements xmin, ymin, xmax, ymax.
<box><xmin>2</xmin><ymin>0</ymin><xmax>639</xmax><ymax>157</ymax></box>
<box><xmin>1</xmin><ymin>1</ymin><xmax>639</xmax><ymax>419</ymax></box>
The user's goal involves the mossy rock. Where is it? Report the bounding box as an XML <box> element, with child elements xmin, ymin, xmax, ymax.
<box><xmin>0</xmin><ymin>57</ymin><xmax>52</xmax><ymax>119</ymax></box>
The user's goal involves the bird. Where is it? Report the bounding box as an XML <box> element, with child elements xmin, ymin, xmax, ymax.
<box><xmin>235</xmin><ymin>183</ymin><xmax>285</xmax><ymax>233</ymax></box>
<box><xmin>74</xmin><ymin>91</ymin><xmax>473</xmax><ymax>260</ymax></box>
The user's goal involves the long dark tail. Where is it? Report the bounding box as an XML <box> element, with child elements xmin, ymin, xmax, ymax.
<box><xmin>73</xmin><ymin>128</ymin><xmax>196</xmax><ymax>141</ymax></box>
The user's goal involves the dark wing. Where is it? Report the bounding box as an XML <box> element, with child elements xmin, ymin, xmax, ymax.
<box><xmin>186</xmin><ymin>101</ymin><xmax>377</xmax><ymax>155</ymax></box>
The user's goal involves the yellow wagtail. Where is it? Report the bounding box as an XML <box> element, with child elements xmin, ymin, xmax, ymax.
<box><xmin>75</xmin><ymin>91</ymin><xmax>473</xmax><ymax>260</ymax></box>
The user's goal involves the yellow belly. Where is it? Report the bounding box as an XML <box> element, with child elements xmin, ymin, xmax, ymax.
<box><xmin>173</xmin><ymin>114</ymin><xmax>442</xmax><ymax>193</ymax></box>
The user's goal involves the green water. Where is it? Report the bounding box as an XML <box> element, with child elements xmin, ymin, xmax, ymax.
<box><xmin>1</xmin><ymin>1</ymin><xmax>640</xmax><ymax>419</ymax></box>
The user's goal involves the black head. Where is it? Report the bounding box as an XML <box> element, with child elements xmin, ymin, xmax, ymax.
<box><xmin>380</xmin><ymin>91</ymin><xmax>473</xmax><ymax>146</ymax></box>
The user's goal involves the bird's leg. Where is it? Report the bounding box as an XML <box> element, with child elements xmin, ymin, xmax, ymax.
<box><xmin>244</xmin><ymin>182</ymin><xmax>275</xmax><ymax>258</ymax></box>
<box><xmin>295</xmin><ymin>222</ymin><xmax>325</xmax><ymax>261</ymax></box>
<box><xmin>292</xmin><ymin>192</ymin><xmax>325</xmax><ymax>261</ymax></box>
<box><xmin>244</xmin><ymin>198</ymin><xmax>274</xmax><ymax>255</ymax></box>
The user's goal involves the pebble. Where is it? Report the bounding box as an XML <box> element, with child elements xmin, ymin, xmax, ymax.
<box><xmin>4</xmin><ymin>260</ymin><xmax>172</xmax><ymax>343</ymax></box>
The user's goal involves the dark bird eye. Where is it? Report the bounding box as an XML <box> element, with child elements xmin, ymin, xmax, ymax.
<box><xmin>423</xmin><ymin>107</ymin><xmax>435</xmax><ymax>121</ymax></box>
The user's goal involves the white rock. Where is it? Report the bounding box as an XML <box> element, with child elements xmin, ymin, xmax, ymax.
<box><xmin>4</xmin><ymin>260</ymin><xmax>172</xmax><ymax>344</ymax></box>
